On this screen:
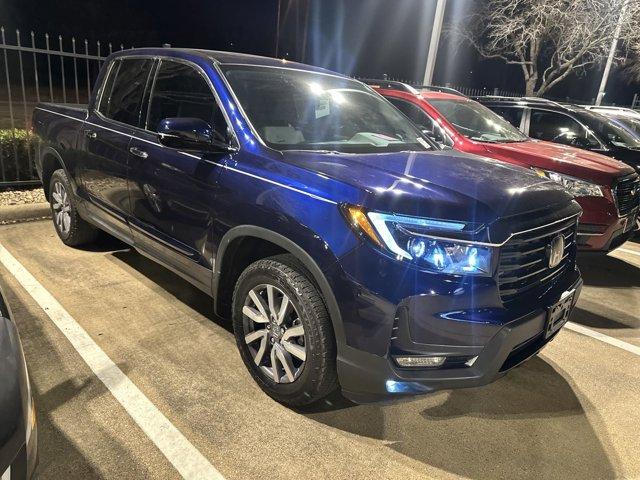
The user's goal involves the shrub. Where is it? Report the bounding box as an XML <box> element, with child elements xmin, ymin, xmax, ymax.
<box><xmin>0</xmin><ymin>129</ymin><xmax>38</xmax><ymax>183</ymax></box>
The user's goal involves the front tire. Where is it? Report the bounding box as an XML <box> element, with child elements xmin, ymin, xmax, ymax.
<box><xmin>232</xmin><ymin>254</ymin><xmax>338</xmax><ymax>406</ymax></box>
<box><xmin>49</xmin><ymin>169</ymin><xmax>98</xmax><ymax>246</ymax></box>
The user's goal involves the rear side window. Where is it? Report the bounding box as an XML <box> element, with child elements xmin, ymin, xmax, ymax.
<box><xmin>490</xmin><ymin>106</ymin><xmax>524</xmax><ymax>129</ymax></box>
<box><xmin>146</xmin><ymin>60</ymin><xmax>228</xmax><ymax>143</ymax></box>
<box><xmin>529</xmin><ymin>110</ymin><xmax>600</xmax><ymax>148</ymax></box>
<box><xmin>98</xmin><ymin>58</ymin><xmax>154</xmax><ymax>127</ymax></box>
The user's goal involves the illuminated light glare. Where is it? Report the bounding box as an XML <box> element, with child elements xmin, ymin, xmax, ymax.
<box><xmin>463</xmin><ymin>248</ymin><xmax>478</xmax><ymax>271</ymax></box>
<box><xmin>431</xmin><ymin>247</ymin><xmax>445</xmax><ymax>269</ymax></box>
<box><xmin>368</xmin><ymin>212</ymin><xmax>466</xmax><ymax>231</ymax></box>
<box><xmin>329</xmin><ymin>90</ymin><xmax>346</xmax><ymax>104</ymax></box>
<box><xmin>385</xmin><ymin>380</ymin><xmax>432</xmax><ymax>393</ymax></box>
<box><xmin>308</xmin><ymin>82</ymin><xmax>324</xmax><ymax>95</ymax></box>
<box><xmin>407</xmin><ymin>238</ymin><xmax>426</xmax><ymax>258</ymax></box>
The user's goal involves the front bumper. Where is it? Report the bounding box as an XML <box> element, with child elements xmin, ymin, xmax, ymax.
<box><xmin>577</xmin><ymin>210</ymin><xmax>638</xmax><ymax>252</ymax></box>
<box><xmin>575</xmin><ymin>190</ymin><xmax>638</xmax><ymax>252</ymax></box>
<box><xmin>336</xmin><ymin>270</ymin><xmax>582</xmax><ymax>404</ymax></box>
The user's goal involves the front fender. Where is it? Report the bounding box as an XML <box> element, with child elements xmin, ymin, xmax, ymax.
<box><xmin>213</xmin><ymin>225</ymin><xmax>347</xmax><ymax>346</ymax></box>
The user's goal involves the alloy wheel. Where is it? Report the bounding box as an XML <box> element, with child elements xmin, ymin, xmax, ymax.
<box><xmin>52</xmin><ymin>181</ymin><xmax>71</xmax><ymax>235</ymax></box>
<box><xmin>242</xmin><ymin>284</ymin><xmax>306</xmax><ymax>383</ymax></box>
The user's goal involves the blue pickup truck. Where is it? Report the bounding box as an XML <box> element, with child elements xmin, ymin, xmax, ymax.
<box><xmin>32</xmin><ymin>48</ymin><xmax>582</xmax><ymax>405</ymax></box>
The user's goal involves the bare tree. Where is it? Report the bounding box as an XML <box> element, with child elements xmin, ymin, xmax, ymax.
<box><xmin>453</xmin><ymin>0</ymin><xmax>640</xmax><ymax>96</ymax></box>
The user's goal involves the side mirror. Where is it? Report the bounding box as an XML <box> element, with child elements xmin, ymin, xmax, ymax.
<box><xmin>422</xmin><ymin>128</ymin><xmax>451</xmax><ymax>149</ymax></box>
<box><xmin>157</xmin><ymin>117</ymin><xmax>234</xmax><ymax>152</ymax></box>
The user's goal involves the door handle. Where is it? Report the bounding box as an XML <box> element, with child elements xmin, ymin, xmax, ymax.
<box><xmin>129</xmin><ymin>147</ymin><xmax>149</xmax><ymax>159</ymax></box>
<box><xmin>84</xmin><ymin>129</ymin><xmax>97</xmax><ymax>139</ymax></box>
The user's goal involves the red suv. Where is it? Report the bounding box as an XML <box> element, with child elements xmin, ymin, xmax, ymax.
<box><xmin>367</xmin><ymin>80</ymin><xmax>639</xmax><ymax>252</ymax></box>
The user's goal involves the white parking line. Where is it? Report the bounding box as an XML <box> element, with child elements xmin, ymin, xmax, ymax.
<box><xmin>565</xmin><ymin>322</ymin><xmax>640</xmax><ymax>356</ymax></box>
<box><xmin>0</xmin><ymin>243</ymin><xmax>225</xmax><ymax>480</ymax></box>
<box><xmin>618</xmin><ymin>248</ymin><xmax>640</xmax><ymax>258</ymax></box>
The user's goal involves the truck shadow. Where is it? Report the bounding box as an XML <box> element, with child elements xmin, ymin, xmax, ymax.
<box><xmin>575</xmin><ymin>253</ymin><xmax>639</xmax><ymax>330</ymax></box>
<box><xmin>111</xmin><ymin>249</ymin><xmax>233</xmax><ymax>335</ymax></box>
<box><xmin>577</xmin><ymin>253</ymin><xmax>639</xmax><ymax>288</ymax></box>
<box><xmin>304</xmin><ymin>357</ymin><xmax>619</xmax><ymax>479</ymax></box>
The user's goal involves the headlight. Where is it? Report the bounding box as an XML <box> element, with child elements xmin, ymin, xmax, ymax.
<box><xmin>532</xmin><ymin>168</ymin><xmax>603</xmax><ymax>197</ymax></box>
<box><xmin>342</xmin><ymin>205</ymin><xmax>493</xmax><ymax>276</ymax></box>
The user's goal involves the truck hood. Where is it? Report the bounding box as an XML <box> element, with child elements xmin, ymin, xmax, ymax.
<box><xmin>281</xmin><ymin>149</ymin><xmax>575</xmax><ymax>226</ymax></box>
<box><xmin>481</xmin><ymin>140</ymin><xmax>634</xmax><ymax>185</ymax></box>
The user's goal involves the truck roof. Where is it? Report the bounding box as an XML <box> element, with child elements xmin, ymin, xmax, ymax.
<box><xmin>109</xmin><ymin>47</ymin><xmax>336</xmax><ymax>75</ymax></box>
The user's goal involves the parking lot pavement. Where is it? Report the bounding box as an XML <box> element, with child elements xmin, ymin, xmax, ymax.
<box><xmin>577</xmin><ymin>239</ymin><xmax>640</xmax><ymax>347</ymax></box>
<box><xmin>0</xmin><ymin>220</ymin><xmax>639</xmax><ymax>480</ymax></box>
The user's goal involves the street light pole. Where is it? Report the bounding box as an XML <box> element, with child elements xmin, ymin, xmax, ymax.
<box><xmin>595</xmin><ymin>0</ymin><xmax>629</xmax><ymax>106</ymax></box>
<box><xmin>275</xmin><ymin>0</ymin><xmax>283</xmax><ymax>57</ymax></box>
<box><xmin>423</xmin><ymin>0</ymin><xmax>447</xmax><ymax>86</ymax></box>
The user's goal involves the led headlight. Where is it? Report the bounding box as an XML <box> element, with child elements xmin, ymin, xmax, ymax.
<box><xmin>532</xmin><ymin>168</ymin><xmax>603</xmax><ymax>197</ymax></box>
<box><xmin>343</xmin><ymin>206</ymin><xmax>493</xmax><ymax>276</ymax></box>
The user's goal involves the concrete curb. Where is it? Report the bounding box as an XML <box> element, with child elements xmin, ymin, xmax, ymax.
<box><xmin>0</xmin><ymin>202</ymin><xmax>51</xmax><ymax>224</ymax></box>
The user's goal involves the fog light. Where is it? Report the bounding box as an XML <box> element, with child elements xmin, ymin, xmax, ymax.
<box><xmin>394</xmin><ymin>355</ymin><xmax>446</xmax><ymax>368</ymax></box>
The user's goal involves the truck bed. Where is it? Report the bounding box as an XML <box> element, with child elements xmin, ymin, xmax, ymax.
<box><xmin>32</xmin><ymin>103</ymin><xmax>89</xmax><ymax>183</ymax></box>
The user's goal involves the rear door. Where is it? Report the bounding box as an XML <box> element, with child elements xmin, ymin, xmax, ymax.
<box><xmin>79</xmin><ymin>57</ymin><xmax>155</xmax><ymax>237</ymax></box>
<box><xmin>127</xmin><ymin>58</ymin><xmax>234</xmax><ymax>290</ymax></box>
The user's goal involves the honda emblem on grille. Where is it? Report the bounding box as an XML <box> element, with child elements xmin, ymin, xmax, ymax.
<box><xmin>547</xmin><ymin>234</ymin><xmax>565</xmax><ymax>269</ymax></box>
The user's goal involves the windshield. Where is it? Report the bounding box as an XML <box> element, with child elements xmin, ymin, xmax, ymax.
<box><xmin>428</xmin><ymin>98</ymin><xmax>528</xmax><ymax>143</ymax></box>
<box><xmin>611</xmin><ymin>116</ymin><xmax>640</xmax><ymax>136</ymax></box>
<box><xmin>581</xmin><ymin>111</ymin><xmax>640</xmax><ymax>148</ymax></box>
<box><xmin>221</xmin><ymin>66</ymin><xmax>432</xmax><ymax>153</ymax></box>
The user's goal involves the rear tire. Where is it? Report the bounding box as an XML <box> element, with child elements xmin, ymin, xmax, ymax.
<box><xmin>232</xmin><ymin>254</ymin><xmax>338</xmax><ymax>406</ymax></box>
<box><xmin>49</xmin><ymin>169</ymin><xmax>98</xmax><ymax>246</ymax></box>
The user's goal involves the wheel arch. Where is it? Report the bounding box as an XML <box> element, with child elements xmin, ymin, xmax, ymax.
<box><xmin>40</xmin><ymin>147</ymin><xmax>71</xmax><ymax>200</ymax></box>
<box><xmin>213</xmin><ymin>225</ymin><xmax>346</xmax><ymax>346</ymax></box>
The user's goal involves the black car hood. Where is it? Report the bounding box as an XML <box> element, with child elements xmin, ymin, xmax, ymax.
<box><xmin>0</xmin><ymin>316</ymin><xmax>26</xmax><ymax>469</ymax></box>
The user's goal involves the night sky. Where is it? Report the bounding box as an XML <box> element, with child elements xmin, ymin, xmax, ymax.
<box><xmin>1</xmin><ymin>0</ymin><xmax>638</xmax><ymax>105</ymax></box>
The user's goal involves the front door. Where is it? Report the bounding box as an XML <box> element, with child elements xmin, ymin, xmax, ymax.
<box><xmin>127</xmin><ymin>59</ymin><xmax>235</xmax><ymax>290</ymax></box>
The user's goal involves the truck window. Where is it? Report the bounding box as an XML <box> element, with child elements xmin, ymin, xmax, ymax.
<box><xmin>146</xmin><ymin>61</ymin><xmax>228</xmax><ymax>143</ymax></box>
<box><xmin>529</xmin><ymin>110</ymin><xmax>600</xmax><ymax>148</ymax></box>
<box><xmin>489</xmin><ymin>106</ymin><xmax>524</xmax><ymax>130</ymax></box>
<box><xmin>387</xmin><ymin>97</ymin><xmax>452</xmax><ymax>148</ymax></box>
<box><xmin>98</xmin><ymin>58</ymin><xmax>154</xmax><ymax>127</ymax></box>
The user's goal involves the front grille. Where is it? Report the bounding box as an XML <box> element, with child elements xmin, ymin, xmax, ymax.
<box><xmin>498</xmin><ymin>217</ymin><xmax>577</xmax><ymax>305</ymax></box>
<box><xmin>615</xmin><ymin>174</ymin><xmax>640</xmax><ymax>216</ymax></box>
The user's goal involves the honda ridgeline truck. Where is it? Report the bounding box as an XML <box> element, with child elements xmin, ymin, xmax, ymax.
<box><xmin>32</xmin><ymin>49</ymin><xmax>582</xmax><ymax>405</ymax></box>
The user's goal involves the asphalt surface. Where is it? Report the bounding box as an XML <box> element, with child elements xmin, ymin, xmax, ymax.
<box><xmin>0</xmin><ymin>220</ymin><xmax>638</xmax><ymax>480</ymax></box>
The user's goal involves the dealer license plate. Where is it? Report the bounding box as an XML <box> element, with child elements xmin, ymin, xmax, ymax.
<box><xmin>545</xmin><ymin>290</ymin><xmax>575</xmax><ymax>339</ymax></box>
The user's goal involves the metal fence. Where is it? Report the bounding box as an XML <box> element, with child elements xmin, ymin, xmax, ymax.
<box><xmin>0</xmin><ymin>26</ymin><xmax>129</xmax><ymax>187</ymax></box>
<box><xmin>370</xmin><ymin>76</ymin><xmax>523</xmax><ymax>98</ymax></box>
